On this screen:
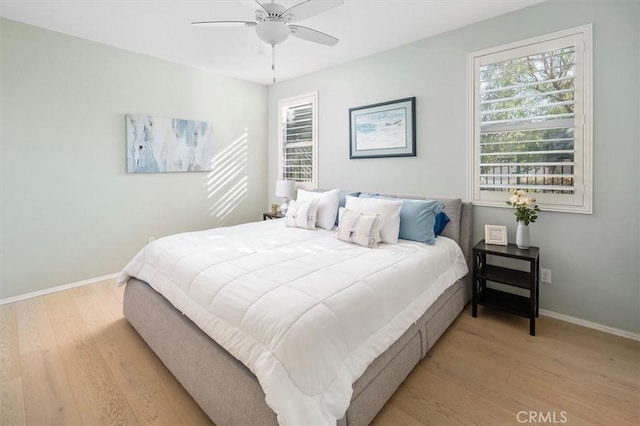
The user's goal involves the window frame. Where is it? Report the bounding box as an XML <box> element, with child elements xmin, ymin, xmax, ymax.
<box><xmin>467</xmin><ymin>24</ymin><xmax>593</xmax><ymax>214</ymax></box>
<box><xmin>277</xmin><ymin>92</ymin><xmax>319</xmax><ymax>190</ymax></box>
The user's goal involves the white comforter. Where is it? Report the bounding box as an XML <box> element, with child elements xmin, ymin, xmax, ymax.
<box><xmin>118</xmin><ymin>219</ymin><xmax>468</xmax><ymax>425</ymax></box>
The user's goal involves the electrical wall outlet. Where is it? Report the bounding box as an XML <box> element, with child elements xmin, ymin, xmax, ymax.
<box><xmin>541</xmin><ymin>268</ymin><xmax>551</xmax><ymax>283</ymax></box>
<box><xmin>147</xmin><ymin>236</ymin><xmax>156</xmax><ymax>244</ymax></box>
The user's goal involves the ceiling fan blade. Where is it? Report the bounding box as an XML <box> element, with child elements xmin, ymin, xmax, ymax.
<box><xmin>289</xmin><ymin>25</ymin><xmax>339</xmax><ymax>46</ymax></box>
<box><xmin>283</xmin><ymin>0</ymin><xmax>343</xmax><ymax>22</ymax></box>
<box><xmin>192</xmin><ymin>21</ymin><xmax>257</xmax><ymax>28</ymax></box>
<box><xmin>254</xmin><ymin>0</ymin><xmax>268</xmax><ymax>12</ymax></box>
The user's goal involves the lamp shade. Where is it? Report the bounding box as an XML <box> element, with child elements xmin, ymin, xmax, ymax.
<box><xmin>275</xmin><ymin>179</ymin><xmax>295</xmax><ymax>199</ymax></box>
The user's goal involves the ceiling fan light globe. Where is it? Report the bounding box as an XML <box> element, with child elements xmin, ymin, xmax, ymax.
<box><xmin>255</xmin><ymin>21</ymin><xmax>290</xmax><ymax>45</ymax></box>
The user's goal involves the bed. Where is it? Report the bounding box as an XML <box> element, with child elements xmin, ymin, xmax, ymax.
<box><xmin>119</xmin><ymin>193</ymin><xmax>472</xmax><ymax>425</ymax></box>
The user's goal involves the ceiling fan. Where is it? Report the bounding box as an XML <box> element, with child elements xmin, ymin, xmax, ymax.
<box><xmin>192</xmin><ymin>0</ymin><xmax>344</xmax><ymax>82</ymax></box>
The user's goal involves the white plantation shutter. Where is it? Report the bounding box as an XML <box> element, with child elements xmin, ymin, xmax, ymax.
<box><xmin>282</xmin><ymin>103</ymin><xmax>313</xmax><ymax>182</ymax></box>
<box><xmin>479</xmin><ymin>44</ymin><xmax>577</xmax><ymax>193</ymax></box>
<box><xmin>469</xmin><ymin>25</ymin><xmax>592</xmax><ymax>213</ymax></box>
<box><xmin>278</xmin><ymin>93</ymin><xmax>318</xmax><ymax>189</ymax></box>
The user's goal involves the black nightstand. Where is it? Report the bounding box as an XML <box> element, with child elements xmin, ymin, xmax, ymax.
<box><xmin>472</xmin><ymin>239</ymin><xmax>540</xmax><ymax>336</ymax></box>
<box><xmin>262</xmin><ymin>212</ymin><xmax>284</xmax><ymax>220</ymax></box>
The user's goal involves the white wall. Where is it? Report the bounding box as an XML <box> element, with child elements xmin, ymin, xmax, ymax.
<box><xmin>0</xmin><ymin>19</ymin><xmax>268</xmax><ymax>299</ymax></box>
<box><xmin>268</xmin><ymin>1</ymin><xmax>640</xmax><ymax>332</ymax></box>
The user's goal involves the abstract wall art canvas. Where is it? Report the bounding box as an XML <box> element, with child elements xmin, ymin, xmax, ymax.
<box><xmin>126</xmin><ymin>114</ymin><xmax>213</xmax><ymax>173</ymax></box>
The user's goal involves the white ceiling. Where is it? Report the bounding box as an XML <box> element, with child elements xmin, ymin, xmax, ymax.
<box><xmin>0</xmin><ymin>0</ymin><xmax>545</xmax><ymax>85</ymax></box>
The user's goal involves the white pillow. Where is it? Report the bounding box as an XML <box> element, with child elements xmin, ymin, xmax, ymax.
<box><xmin>296</xmin><ymin>188</ymin><xmax>340</xmax><ymax>231</ymax></box>
<box><xmin>344</xmin><ymin>195</ymin><xmax>402</xmax><ymax>244</ymax></box>
<box><xmin>336</xmin><ymin>208</ymin><xmax>383</xmax><ymax>248</ymax></box>
<box><xmin>285</xmin><ymin>199</ymin><xmax>319</xmax><ymax>230</ymax></box>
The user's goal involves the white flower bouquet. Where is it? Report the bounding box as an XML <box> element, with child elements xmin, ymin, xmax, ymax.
<box><xmin>506</xmin><ymin>189</ymin><xmax>540</xmax><ymax>225</ymax></box>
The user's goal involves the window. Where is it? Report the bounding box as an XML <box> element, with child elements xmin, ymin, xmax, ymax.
<box><xmin>469</xmin><ymin>25</ymin><xmax>592</xmax><ymax>213</ymax></box>
<box><xmin>278</xmin><ymin>92</ymin><xmax>318</xmax><ymax>190</ymax></box>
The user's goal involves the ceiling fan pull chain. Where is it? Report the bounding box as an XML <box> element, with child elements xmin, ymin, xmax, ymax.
<box><xmin>272</xmin><ymin>43</ymin><xmax>276</xmax><ymax>83</ymax></box>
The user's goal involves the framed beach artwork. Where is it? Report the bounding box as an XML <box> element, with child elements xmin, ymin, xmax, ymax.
<box><xmin>126</xmin><ymin>114</ymin><xmax>213</xmax><ymax>173</ymax></box>
<box><xmin>349</xmin><ymin>97</ymin><xmax>416</xmax><ymax>159</ymax></box>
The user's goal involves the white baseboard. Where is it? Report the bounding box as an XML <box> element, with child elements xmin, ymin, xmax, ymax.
<box><xmin>540</xmin><ymin>309</ymin><xmax>640</xmax><ymax>342</ymax></box>
<box><xmin>0</xmin><ymin>273</ymin><xmax>119</xmax><ymax>305</ymax></box>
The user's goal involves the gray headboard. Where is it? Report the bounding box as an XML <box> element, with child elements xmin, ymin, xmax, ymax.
<box><xmin>377</xmin><ymin>193</ymin><xmax>473</xmax><ymax>301</ymax></box>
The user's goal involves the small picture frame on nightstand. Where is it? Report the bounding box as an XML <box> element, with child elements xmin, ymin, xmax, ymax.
<box><xmin>485</xmin><ymin>225</ymin><xmax>507</xmax><ymax>245</ymax></box>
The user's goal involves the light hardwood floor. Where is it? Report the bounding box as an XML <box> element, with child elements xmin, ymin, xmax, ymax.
<box><xmin>1</xmin><ymin>279</ymin><xmax>638</xmax><ymax>425</ymax></box>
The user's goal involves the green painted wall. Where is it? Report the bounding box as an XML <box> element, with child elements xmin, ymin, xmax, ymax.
<box><xmin>1</xmin><ymin>19</ymin><xmax>268</xmax><ymax>299</ymax></box>
<box><xmin>267</xmin><ymin>0</ymin><xmax>640</xmax><ymax>332</ymax></box>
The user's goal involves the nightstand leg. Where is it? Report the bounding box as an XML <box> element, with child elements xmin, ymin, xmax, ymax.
<box><xmin>530</xmin><ymin>258</ymin><xmax>536</xmax><ymax>336</ymax></box>
<box><xmin>472</xmin><ymin>253</ymin><xmax>478</xmax><ymax>317</ymax></box>
<box><xmin>472</xmin><ymin>293</ymin><xmax>478</xmax><ymax>316</ymax></box>
<box><xmin>536</xmin><ymin>256</ymin><xmax>540</xmax><ymax>318</ymax></box>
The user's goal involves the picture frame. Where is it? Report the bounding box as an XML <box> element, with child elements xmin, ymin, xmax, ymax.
<box><xmin>349</xmin><ymin>97</ymin><xmax>416</xmax><ymax>159</ymax></box>
<box><xmin>485</xmin><ymin>225</ymin><xmax>508</xmax><ymax>246</ymax></box>
<box><xmin>126</xmin><ymin>114</ymin><xmax>213</xmax><ymax>173</ymax></box>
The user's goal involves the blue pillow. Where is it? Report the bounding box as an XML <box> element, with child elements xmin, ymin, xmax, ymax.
<box><xmin>434</xmin><ymin>212</ymin><xmax>450</xmax><ymax>236</ymax></box>
<box><xmin>359</xmin><ymin>194</ymin><xmax>443</xmax><ymax>244</ymax></box>
<box><xmin>396</xmin><ymin>199</ymin><xmax>443</xmax><ymax>244</ymax></box>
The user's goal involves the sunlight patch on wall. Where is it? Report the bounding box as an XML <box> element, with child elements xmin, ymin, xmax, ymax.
<box><xmin>205</xmin><ymin>131</ymin><xmax>248</xmax><ymax>224</ymax></box>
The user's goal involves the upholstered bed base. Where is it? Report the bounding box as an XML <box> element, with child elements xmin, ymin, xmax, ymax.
<box><xmin>124</xmin><ymin>277</ymin><xmax>465</xmax><ymax>426</ymax></box>
<box><xmin>122</xmin><ymin>198</ymin><xmax>472</xmax><ymax>425</ymax></box>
